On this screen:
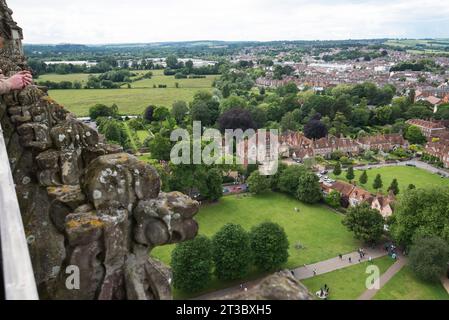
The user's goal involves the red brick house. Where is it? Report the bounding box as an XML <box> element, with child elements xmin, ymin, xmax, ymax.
<box><xmin>406</xmin><ymin>119</ymin><xmax>446</xmax><ymax>138</ymax></box>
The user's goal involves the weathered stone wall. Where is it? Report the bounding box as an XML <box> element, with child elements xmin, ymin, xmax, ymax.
<box><xmin>0</xmin><ymin>0</ymin><xmax>198</xmax><ymax>300</ymax></box>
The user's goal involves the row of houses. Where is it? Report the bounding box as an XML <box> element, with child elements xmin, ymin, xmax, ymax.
<box><xmin>321</xmin><ymin>180</ymin><xmax>395</xmax><ymax>218</ymax></box>
<box><xmin>405</xmin><ymin>119</ymin><xmax>449</xmax><ymax>168</ymax></box>
<box><xmin>280</xmin><ymin>132</ymin><xmax>408</xmax><ymax>160</ymax></box>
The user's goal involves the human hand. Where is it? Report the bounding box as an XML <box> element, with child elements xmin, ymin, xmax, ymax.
<box><xmin>18</xmin><ymin>71</ymin><xmax>33</xmax><ymax>85</ymax></box>
<box><xmin>6</xmin><ymin>72</ymin><xmax>33</xmax><ymax>90</ymax></box>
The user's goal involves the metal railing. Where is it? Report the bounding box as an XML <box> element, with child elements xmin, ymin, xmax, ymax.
<box><xmin>0</xmin><ymin>123</ymin><xmax>39</xmax><ymax>300</ymax></box>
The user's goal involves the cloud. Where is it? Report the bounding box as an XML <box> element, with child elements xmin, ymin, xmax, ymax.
<box><xmin>9</xmin><ymin>0</ymin><xmax>449</xmax><ymax>44</ymax></box>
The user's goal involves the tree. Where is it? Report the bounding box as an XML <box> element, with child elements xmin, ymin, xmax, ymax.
<box><xmin>373</xmin><ymin>174</ymin><xmax>383</xmax><ymax>191</ymax></box>
<box><xmin>359</xmin><ymin>170</ymin><xmax>368</xmax><ymax>185</ymax></box>
<box><xmin>212</xmin><ymin>224</ymin><xmax>252</xmax><ymax>280</ymax></box>
<box><xmin>405</xmin><ymin>125</ymin><xmax>427</xmax><ymax>145</ymax></box>
<box><xmin>171</xmin><ymin>235</ymin><xmax>213</xmax><ymax>292</ymax></box>
<box><xmin>144</xmin><ymin>105</ymin><xmax>155</xmax><ymax>122</ymax></box>
<box><xmin>148</xmin><ymin>133</ymin><xmax>172</xmax><ymax>161</ymax></box>
<box><xmin>201</xmin><ymin>168</ymin><xmax>223</xmax><ymax>201</ymax></box>
<box><xmin>280</xmin><ymin>112</ymin><xmax>298</xmax><ymax>132</ymax></box>
<box><xmin>278</xmin><ymin>166</ymin><xmax>304</xmax><ymax>196</ymax></box>
<box><xmin>247</xmin><ymin>170</ymin><xmax>270</xmax><ymax>194</ymax></box>
<box><xmin>89</xmin><ymin>103</ymin><xmax>118</xmax><ymax>120</ymax></box>
<box><xmin>250</xmin><ymin>222</ymin><xmax>289</xmax><ymax>271</ymax></box>
<box><xmin>166</xmin><ymin>55</ymin><xmax>179</xmax><ymax>69</ymax></box>
<box><xmin>171</xmin><ymin>101</ymin><xmax>189</xmax><ymax>124</ymax></box>
<box><xmin>304</xmin><ymin>119</ymin><xmax>328</xmax><ymax>140</ymax></box>
<box><xmin>388</xmin><ymin>178</ymin><xmax>400</xmax><ymax>195</ymax></box>
<box><xmin>333</xmin><ymin>162</ymin><xmax>342</xmax><ymax>176</ymax></box>
<box><xmin>296</xmin><ymin>170</ymin><xmax>322</xmax><ymax>204</ymax></box>
<box><xmin>409</xmin><ymin>237</ymin><xmax>449</xmax><ymax>282</ymax></box>
<box><xmin>217</xmin><ymin>108</ymin><xmax>255</xmax><ymax>132</ymax></box>
<box><xmin>391</xmin><ymin>187</ymin><xmax>449</xmax><ymax>247</ymax></box>
<box><xmin>190</xmin><ymin>91</ymin><xmax>220</xmax><ymax>126</ymax></box>
<box><xmin>325</xmin><ymin>190</ymin><xmax>341</xmax><ymax>208</ymax></box>
<box><xmin>346</xmin><ymin>166</ymin><xmax>355</xmax><ymax>182</ymax></box>
<box><xmin>343</xmin><ymin>203</ymin><xmax>385</xmax><ymax>244</ymax></box>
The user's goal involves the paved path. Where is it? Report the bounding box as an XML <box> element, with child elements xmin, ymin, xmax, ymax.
<box><xmin>357</xmin><ymin>257</ymin><xmax>407</xmax><ymax>300</ymax></box>
<box><xmin>292</xmin><ymin>247</ymin><xmax>387</xmax><ymax>280</ymax></box>
<box><xmin>193</xmin><ymin>247</ymin><xmax>387</xmax><ymax>300</ymax></box>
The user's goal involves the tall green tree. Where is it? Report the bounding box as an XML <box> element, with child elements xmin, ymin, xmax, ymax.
<box><xmin>212</xmin><ymin>224</ymin><xmax>252</xmax><ymax>280</ymax></box>
<box><xmin>388</xmin><ymin>178</ymin><xmax>400</xmax><ymax>195</ymax></box>
<box><xmin>343</xmin><ymin>203</ymin><xmax>385</xmax><ymax>244</ymax></box>
<box><xmin>373</xmin><ymin>174</ymin><xmax>383</xmax><ymax>191</ymax></box>
<box><xmin>333</xmin><ymin>162</ymin><xmax>342</xmax><ymax>176</ymax></box>
<box><xmin>171</xmin><ymin>236</ymin><xmax>213</xmax><ymax>292</ymax></box>
<box><xmin>250</xmin><ymin>222</ymin><xmax>289</xmax><ymax>272</ymax></box>
<box><xmin>391</xmin><ymin>187</ymin><xmax>449</xmax><ymax>247</ymax></box>
<box><xmin>409</xmin><ymin>237</ymin><xmax>449</xmax><ymax>282</ymax></box>
<box><xmin>359</xmin><ymin>170</ymin><xmax>368</xmax><ymax>185</ymax></box>
<box><xmin>171</xmin><ymin>100</ymin><xmax>189</xmax><ymax>124</ymax></box>
<box><xmin>278</xmin><ymin>166</ymin><xmax>305</xmax><ymax>196</ymax></box>
<box><xmin>296</xmin><ymin>170</ymin><xmax>322</xmax><ymax>204</ymax></box>
<box><xmin>346</xmin><ymin>166</ymin><xmax>355</xmax><ymax>182</ymax></box>
<box><xmin>247</xmin><ymin>170</ymin><xmax>270</xmax><ymax>194</ymax></box>
<box><xmin>201</xmin><ymin>168</ymin><xmax>223</xmax><ymax>201</ymax></box>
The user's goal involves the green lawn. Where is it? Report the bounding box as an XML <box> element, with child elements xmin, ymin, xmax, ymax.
<box><xmin>150</xmin><ymin>192</ymin><xmax>361</xmax><ymax>298</ymax></box>
<box><xmin>48</xmin><ymin>87</ymin><xmax>212</xmax><ymax>116</ymax></box>
<box><xmin>374</xmin><ymin>266</ymin><xmax>449</xmax><ymax>300</ymax></box>
<box><xmin>331</xmin><ymin>166</ymin><xmax>449</xmax><ymax>194</ymax></box>
<box><xmin>302</xmin><ymin>256</ymin><xmax>395</xmax><ymax>300</ymax></box>
<box><xmin>152</xmin><ymin>192</ymin><xmax>360</xmax><ymax>268</ymax></box>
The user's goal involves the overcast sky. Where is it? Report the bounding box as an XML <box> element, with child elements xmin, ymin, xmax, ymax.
<box><xmin>9</xmin><ymin>0</ymin><xmax>449</xmax><ymax>44</ymax></box>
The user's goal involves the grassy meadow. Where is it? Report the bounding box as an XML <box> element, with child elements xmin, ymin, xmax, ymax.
<box><xmin>43</xmin><ymin>69</ymin><xmax>217</xmax><ymax>116</ymax></box>
<box><xmin>331</xmin><ymin>166</ymin><xmax>449</xmax><ymax>194</ymax></box>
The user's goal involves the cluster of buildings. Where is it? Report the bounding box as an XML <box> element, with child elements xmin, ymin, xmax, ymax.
<box><xmin>279</xmin><ymin>132</ymin><xmax>408</xmax><ymax>161</ymax></box>
<box><xmin>254</xmin><ymin>49</ymin><xmax>449</xmax><ymax>94</ymax></box>
<box><xmin>321</xmin><ymin>180</ymin><xmax>395</xmax><ymax>218</ymax></box>
<box><xmin>407</xmin><ymin>119</ymin><xmax>449</xmax><ymax>168</ymax></box>
<box><xmin>415</xmin><ymin>85</ymin><xmax>449</xmax><ymax>111</ymax></box>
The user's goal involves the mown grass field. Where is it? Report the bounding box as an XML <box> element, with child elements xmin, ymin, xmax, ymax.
<box><xmin>37</xmin><ymin>73</ymin><xmax>98</xmax><ymax>83</ymax></box>
<box><xmin>150</xmin><ymin>192</ymin><xmax>361</xmax><ymax>298</ymax></box>
<box><xmin>48</xmin><ymin>87</ymin><xmax>213</xmax><ymax>116</ymax></box>
<box><xmin>125</xmin><ymin>74</ymin><xmax>217</xmax><ymax>89</ymax></box>
<box><xmin>373</xmin><ymin>266</ymin><xmax>449</xmax><ymax>300</ymax></box>
<box><xmin>331</xmin><ymin>166</ymin><xmax>449</xmax><ymax>194</ymax></box>
<box><xmin>302</xmin><ymin>256</ymin><xmax>395</xmax><ymax>300</ymax></box>
<box><xmin>43</xmin><ymin>69</ymin><xmax>216</xmax><ymax>116</ymax></box>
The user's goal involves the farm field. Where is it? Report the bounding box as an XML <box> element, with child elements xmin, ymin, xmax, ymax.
<box><xmin>331</xmin><ymin>166</ymin><xmax>449</xmax><ymax>194</ymax></box>
<box><xmin>384</xmin><ymin>39</ymin><xmax>449</xmax><ymax>55</ymax></box>
<box><xmin>42</xmin><ymin>69</ymin><xmax>216</xmax><ymax>116</ymax></box>
<box><xmin>150</xmin><ymin>192</ymin><xmax>361</xmax><ymax>298</ymax></box>
<box><xmin>302</xmin><ymin>256</ymin><xmax>395</xmax><ymax>300</ymax></box>
<box><xmin>37</xmin><ymin>73</ymin><xmax>98</xmax><ymax>83</ymax></box>
<box><xmin>373</xmin><ymin>266</ymin><xmax>449</xmax><ymax>300</ymax></box>
<box><xmin>125</xmin><ymin>74</ymin><xmax>217</xmax><ymax>89</ymax></box>
<box><xmin>48</xmin><ymin>87</ymin><xmax>213</xmax><ymax>116</ymax></box>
